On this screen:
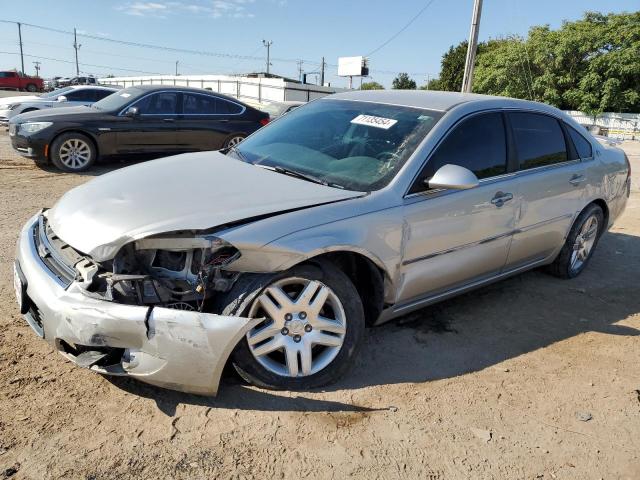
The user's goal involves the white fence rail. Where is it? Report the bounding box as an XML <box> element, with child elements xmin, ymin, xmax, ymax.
<box><xmin>98</xmin><ymin>75</ymin><xmax>344</xmax><ymax>105</ymax></box>
<box><xmin>564</xmin><ymin>110</ymin><xmax>639</xmax><ymax>140</ymax></box>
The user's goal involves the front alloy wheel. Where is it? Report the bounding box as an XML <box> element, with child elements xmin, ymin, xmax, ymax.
<box><xmin>247</xmin><ymin>277</ymin><xmax>347</xmax><ymax>378</ymax></box>
<box><xmin>50</xmin><ymin>132</ymin><xmax>97</xmax><ymax>172</ymax></box>
<box><xmin>229</xmin><ymin>262</ymin><xmax>365</xmax><ymax>390</ymax></box>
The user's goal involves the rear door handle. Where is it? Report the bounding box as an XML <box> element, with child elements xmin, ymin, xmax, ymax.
<box><xmin>491</xmin><ymin>192</ymin><xmax>513</xmax><ymax>208</ymax></box>
<box><xmin>163</xmin><ymin>118</ymin><xmax>175</xmax><ymax>123</ymax></box>
<box><xmin>569</xmin><ymin>174</ymin><xmax>586</xmax><ymax>186</ymax></box>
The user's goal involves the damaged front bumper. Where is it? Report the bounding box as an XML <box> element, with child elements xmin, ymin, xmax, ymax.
<box><xmin>15</xmin><ymin>214</ymin><xmax>259</xmax><ymax>395</ymax></box>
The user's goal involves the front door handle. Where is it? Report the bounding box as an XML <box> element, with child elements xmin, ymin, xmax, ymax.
<box><xmin>491</xmin><ymin>192</ymin><xmax>513</xmax><ymax>208</ymax></box>
<box><xmin>569</xmin><ymin>174</ymin><xmax>586</xmax><ymax>186</ymax></box>
<box><xmin>163</xmin><ymin>118</ymin><xmax>175</xmax><ymax>123</ymax></box>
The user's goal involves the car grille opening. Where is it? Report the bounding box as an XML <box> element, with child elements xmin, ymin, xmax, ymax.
<box><xmin>33</xmin><ymin>215</ymin><xmax>83</xmax><ymax>287</ymax></box>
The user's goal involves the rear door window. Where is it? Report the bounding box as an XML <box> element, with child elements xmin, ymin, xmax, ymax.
<box><xmin>217</xmin><ymin>99</ymin><xmax>243</xmax><ymax>114</ymax></box>
<box><xmin>509</xmin><ymin>112</ymin><xmax>568</xmax><ymax>169</ymax></box>
<box><xmin>182</xmin><ymin>93</ymin><xmax>217</xmax><ymax>115</ymax></box>
<box><xmin>412</xmin><ymin>112</ymin><xmax>507</xmax><ymax>192</ymax></box>
<box><xmin>566</xmin><ymin>124</ymin><xmax>593</xmax><ymax>159</ymax></box>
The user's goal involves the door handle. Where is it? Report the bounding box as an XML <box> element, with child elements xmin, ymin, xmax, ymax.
<box><xmin>491</xmin><ymin>192</ymin><xmax>513</xmax><ymax>208</ymax></box>
<box><xmin>163</xmin><ymin>118</ymin><xmax>175</xmax><ymax>123</ymax></box>
<box><xmin>569</xmin><ymin>174</ymin><xmax>586</xmax><ymax>186</ymax></box>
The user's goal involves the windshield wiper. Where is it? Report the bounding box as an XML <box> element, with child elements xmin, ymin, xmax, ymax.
<box><xmin>226</xmin><ymin>145</ymin><xmax>249</xmax><ymax>163</ymax></box>
<box><xmin>257</xmin><ymin>164</ymin><xmax>344</xmax><ymax>189</ymax></box>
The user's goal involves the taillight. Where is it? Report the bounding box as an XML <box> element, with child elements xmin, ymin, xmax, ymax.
<box><xmin>259</xmin><ymin>117</ymin><xmax>270</xmax><ymax>127</ymax></box>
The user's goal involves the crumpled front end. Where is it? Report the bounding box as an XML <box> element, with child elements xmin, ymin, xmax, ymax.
<box><xmin>15</xmin><ymin>212</ymin><xmax>260</xmax><ymax>395</ymax></box>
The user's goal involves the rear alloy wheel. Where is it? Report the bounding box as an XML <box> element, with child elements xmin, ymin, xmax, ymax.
<box><xmin>25</xmin><ymin>83</ymin><xmax>37</xmax><ymax>92</ymax></box>
<box><xmin>228</xmin><ymin>263</ymin><xmax>365</xmax><ymax>390</ymax></box>
<box><xmin>50</xmin><ymin>133</ymin><xmax>97</xmax><ymax>172</ymax></box>
<box><xmin>547</xmin><ymin>203</ymin><xmax>604</xmax><ymax>278</ymax></box>
<box><xmin>224</xmin><ymin>134</ymin><xmax>245</xmax><ymax>148</ymax></box>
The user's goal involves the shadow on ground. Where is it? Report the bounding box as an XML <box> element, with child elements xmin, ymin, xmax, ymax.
<box><xmin>107</xmin><ymin>230</ymin><xmax>640</xmax><ymax>415</ymax></box>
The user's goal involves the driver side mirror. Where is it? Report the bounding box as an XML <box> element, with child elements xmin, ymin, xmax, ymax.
<box><xmin>124</xmin><ymin>106</ymin><xmax>139</xmax><ymax>117</ymax></box>
<box><xmin>426</xmin><ymin>164</ymin><xmax>479</xmax><ymax>190</ymax></box>
<box><xmin>57</xmin><ymin>95</ymin><xmax>67</xmax><ymax>103</ymax></box>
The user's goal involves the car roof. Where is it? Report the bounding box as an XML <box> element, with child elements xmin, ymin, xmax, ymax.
<box><xmin>328</xmin><ymin>90</ymin><xmax>560</xmax><ymax>115</ymax></box>
<box><xmin>67</xmin><ymin>85</ymin><xmax>118</xmax><ymax>91</ymax></box>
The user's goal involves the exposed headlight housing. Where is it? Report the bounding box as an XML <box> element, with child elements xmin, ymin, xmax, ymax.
<box><xmin>19</xmin><ymin>122</ymin><xmax>53</xmax><ymax>134</ymax></box>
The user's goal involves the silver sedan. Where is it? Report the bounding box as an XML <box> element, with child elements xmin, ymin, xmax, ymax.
<box><xmin>14</xmin><ymin>90</ymin><xmax>630</xmax><ymax>394</ymax></box>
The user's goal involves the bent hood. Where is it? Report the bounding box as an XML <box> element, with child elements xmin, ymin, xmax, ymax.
<box><xmin>47</xmin><ymin>151</ymin><xmax>364</xmax><ymax>261</ymax></box>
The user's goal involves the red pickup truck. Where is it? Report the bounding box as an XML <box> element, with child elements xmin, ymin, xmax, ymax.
<box><xmin>0</xmin><ymin>71</ymin><xmax>44</xmax><ymax>92</ymax></box>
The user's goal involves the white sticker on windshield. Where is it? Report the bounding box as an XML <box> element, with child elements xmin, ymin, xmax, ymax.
<box><xmin>351</xmin><ymin>114</ymin><xmax>398</xmax><ymax>130</ymax></box>
<box><xmin>120</xmin><ymin>93</ymin><xmax>132</xmax><ymax>98</ymax></box>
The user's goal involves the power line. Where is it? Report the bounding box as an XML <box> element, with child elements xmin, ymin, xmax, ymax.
<box><xmin>0</xmin><ymin>50</ymin><xmax>165</xmax><ymax>75</ymax></box>
<box><xmin>0</xmin><ymin>19</ymin><xmax>432</xmax><ymax>79</ymax></box>
<box><xmin>0</xmin><ymin>20</ymin><xmax>305</xmax><ymax>65</ymax></box>
<box><xmin>365</xmin><ymin>0</ymin><xmax>438</xmax><ymax>57</ymax></box>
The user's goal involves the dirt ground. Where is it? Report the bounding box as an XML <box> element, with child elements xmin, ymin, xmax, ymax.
<box><xmin>0</xmin><ymin>131</ymin><xmax>638</xmax><ymax>480</ymax></box>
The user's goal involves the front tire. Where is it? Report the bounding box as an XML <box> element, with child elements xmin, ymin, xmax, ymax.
<box><xmin>223</xmin><ymin>262</ymin><xmax>365</xmax><ymax>390</ymax></box>
<box><xmin>223</xmin><ymin>134</ymin><xmax>246</xmax><ymax>148</ymax></box>
<box><xmin>547</xmin><ymin>203</ymin><xmax>604</xmax><ymax>278</ymax></box>
<box><xmin>50</xmin><ymin>132</ymin><xmax>97</xmax><ymax>172</ymax></box>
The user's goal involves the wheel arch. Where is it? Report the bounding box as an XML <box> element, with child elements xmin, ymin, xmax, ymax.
<box><xmin>299</xmin><ymin>250</ymin><xmax>388</xmax><ymax>327</ymax></box>
<box><xmin>48</xmin><ymin>129</ymin><xmax>100</xmax><ymax>161</ymax></box>
<box><xmin>590</xmin><ymin>198</ymin><xmax>610</xmax><ymax>230</ymax></box>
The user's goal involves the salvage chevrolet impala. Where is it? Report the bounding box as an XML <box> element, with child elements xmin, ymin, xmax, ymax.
<box><xmin>14</xmin><ymin>91</ymin><xmax>630</xmax><ymax>395</ymax></box>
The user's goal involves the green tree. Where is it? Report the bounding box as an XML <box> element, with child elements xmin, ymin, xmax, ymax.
<box><xmin>392</xmin><ymin>73</ymin><xmax>417</xmax><ymax>90</ymax></box>
<box><xmin>419</xmin><ymin>78</ymin><xmax>443</xmax><ymax>90</ymax></box>
<box><xmin>360</xmin><ymin>81</ymin><xmax>384</xmax><ymax>90</ymax></box>
<box><xmin>436</xmin><ymin>42</ymin><xmax>468</xmax><ymax>91</ymax></box>
<box><xmin>471</xmin><ymin>11</ymin><xmax>640</xmax><ymax>114</ymax></box>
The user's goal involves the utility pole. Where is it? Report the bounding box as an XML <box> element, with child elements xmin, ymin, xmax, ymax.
<box><xmin>73</xmin><ymin>28</ymin><xmax>81</xmax><ymax>76</ymax></box>
<box><xmin>175</xmin><ymin>60</ymin><xmax>179</xmax><ymax>76</ymax></box>
<box><xmin>320</xmin><ymin>57</ymin><xmax>325</xmax><ymax>86</ymax></box>
<box><xmin>17</xmin><ymin>22</ymin><xmax>24</xmax><ymax>74</ymax></box>
<box><xmin>461</xmin><ymin>0</ymin><xmax>483</xmax><ymax>93</ymax></box>
<box><xmin>33</xmin><ymin>61</ymin><xmax>41</xmax><ymax>77</ymax></box>
<box><xmin>262</xmin><ymin>40</ymin><xmax>273</xmax><ymax>75</ymax></box>
<box><xmin>296</xmin><ymin>59</ymin><xmax>304</xmax><ymax>82</ymax></box>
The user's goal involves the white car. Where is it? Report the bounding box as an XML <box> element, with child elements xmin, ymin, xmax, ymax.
<box><xmin>0</xmin><ymin>86</ymin><xmax>118</xmax><ymax>125</ymax></box>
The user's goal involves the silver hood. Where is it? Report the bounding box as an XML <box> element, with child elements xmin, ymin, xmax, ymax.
<box><xmin>47</xmin><ymin>151</ymin><xmax>363</xmax><ymax>261</ymax></box>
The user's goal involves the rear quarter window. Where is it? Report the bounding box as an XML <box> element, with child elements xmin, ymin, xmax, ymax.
<box><xmin>566</xmin><ymin>124</ymin><xmax>593</xmax><ymax>159</ymax></box>
<box><xmin>509</xmin><ymin>112</ymin><xmax>568</xmax><ymax>170</ymax></box>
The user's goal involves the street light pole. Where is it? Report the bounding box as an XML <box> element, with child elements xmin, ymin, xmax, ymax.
<box><xmin>461</xmin><ymin>0</ymin><xmax>483</xmax><ymax>93</ymax></box>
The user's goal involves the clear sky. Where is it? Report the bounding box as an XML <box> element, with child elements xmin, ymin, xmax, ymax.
<box><xmin>0</xmin><ymin>0</ymin><xmax>637</xmax><ymax>88</ymax></box>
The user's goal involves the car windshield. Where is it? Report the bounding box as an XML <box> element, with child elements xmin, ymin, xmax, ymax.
<box><xmin>91</xmin><ymin>87</ymin><xmax>144</xmax><ymax>111</ymax></box>
<box><xmin>41</xmin><ymin>86</ymin><xmax>74</xmax><ymax>99</ymax></box>
<box><xmin>233</xmin><ymin>99</ymin><xmax>442</xmax><ymax>191</ymax></box>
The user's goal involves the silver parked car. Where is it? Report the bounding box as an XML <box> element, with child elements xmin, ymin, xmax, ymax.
<box><xmin>14</xmin><ymin>91</ymin><xmax>630</xmax><ymax>395</ymax></box>
<box><xmin>0</xmin><ymin>85</ymin><xmax>118</xmax><ymax>125</ymax></box>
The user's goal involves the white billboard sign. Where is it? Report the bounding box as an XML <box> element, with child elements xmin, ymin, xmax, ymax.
<box><xmin>338</xmin><ymin>56</ymin><xmax>365</xmax><ymax>77</ymax></box>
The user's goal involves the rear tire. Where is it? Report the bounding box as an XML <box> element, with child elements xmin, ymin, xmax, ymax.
<box><xmin>26</xmin><ymin>84</ymin><xmax>37</xmax><ymax>92</ymax></box>
<box><xmin>50</xmin><ymin>132</ymin><xmax>97</xmax><ymax>172</ymax></box>
<box><xmin>546</xmin><ymin>203</ymin><xmax>604</xmax><ymax>279</ymax></box>
<box><xmin>222</xmin><ymin>262</ymin><xmax>365</xmax><ymax>391</ymax></box>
